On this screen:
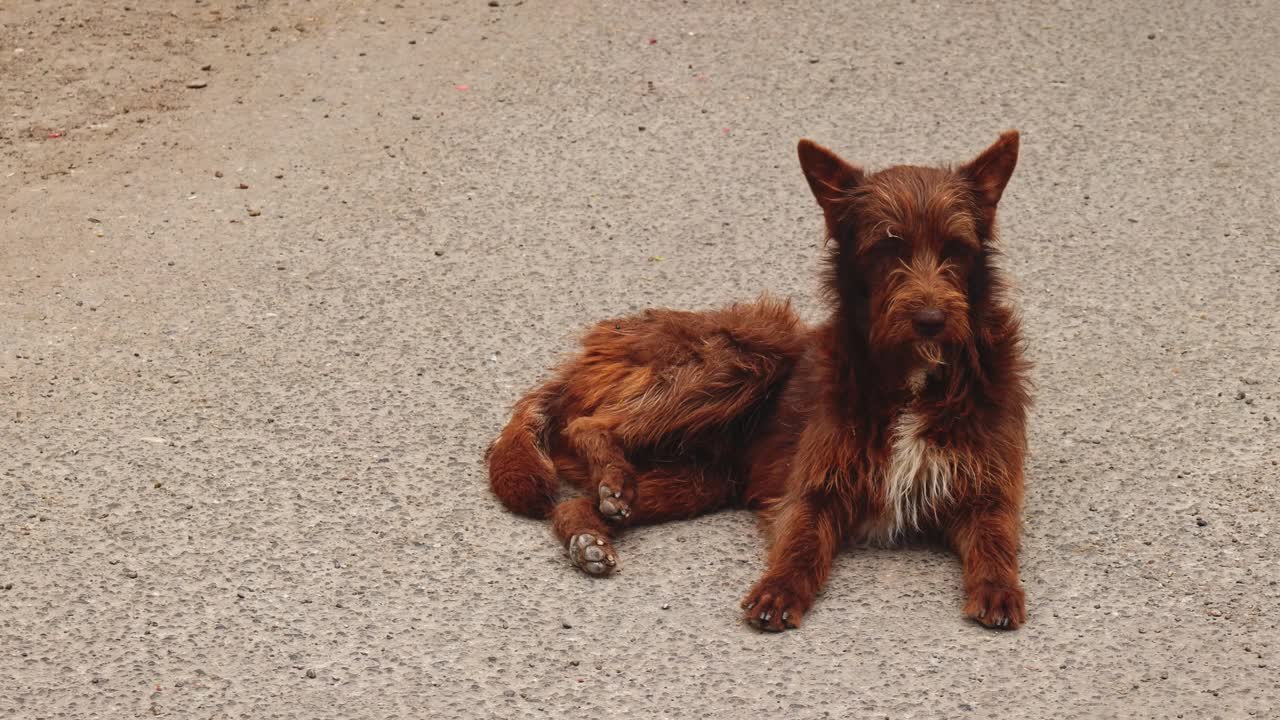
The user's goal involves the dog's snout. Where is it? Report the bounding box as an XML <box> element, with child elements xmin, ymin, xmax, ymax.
<box><xmin>912</xmin><ymin>308</ymin><xmax>946</xmax><ymax>337</ymax></box>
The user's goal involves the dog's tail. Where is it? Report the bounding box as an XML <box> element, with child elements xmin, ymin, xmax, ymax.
<box><xmin>486</xmin><ymin>383</ymin><xmax>560</xmax><ymax>518</ymax></box>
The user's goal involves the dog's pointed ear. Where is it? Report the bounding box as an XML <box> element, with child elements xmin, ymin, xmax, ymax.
<box><xmin>960</xmin><ymin>130</ymin><xmax>1019</xmax><ymax>208</ymax></box>
<box><xmin>798</xmin><ymin>139</ymin><xmax>864</xmax><ymax>216</ymax></box>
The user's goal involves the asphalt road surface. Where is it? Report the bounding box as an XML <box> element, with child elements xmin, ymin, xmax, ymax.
<box><xmin>2</xmin><ymin>1</ymin><xmax>1277</xmax><ymax>718</ymax></box>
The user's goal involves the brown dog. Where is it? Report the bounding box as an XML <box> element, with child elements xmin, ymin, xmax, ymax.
<box><xmin>487</xmin><ymin>132</ymin><xmax>1030</xmax><ymax>631</ymax></box>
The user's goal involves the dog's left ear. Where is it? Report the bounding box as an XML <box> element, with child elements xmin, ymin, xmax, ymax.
<box><xmin>960</xmin><ymin>130</ymin><xmax>1019</xmax><ymax>208</ymax></box>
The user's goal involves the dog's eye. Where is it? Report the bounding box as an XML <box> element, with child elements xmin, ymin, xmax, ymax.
<box><xmin>941</xmin><ymin>239</ymin><xmax>976</xmax><ymax>260</ymax></box>
<box><xmin>873</xmin><ymin>236</ymin><xmax>907</xmax><ymax>258</ymax></box>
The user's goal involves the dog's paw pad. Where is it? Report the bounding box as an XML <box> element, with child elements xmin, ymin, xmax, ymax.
<box><xmin>964</xmin><ymin>582</ymin><xmax>1025</xmax><ymax>630</ymax></box>
<box><xmin>597</xmin><ymin>483</ymin><xmax>631</xmax><ymax>523</ymax></box>
<box><xmin>567</xmin><ymin>533</ymin><xmax>618</xmax><ymax>576</ymax></box>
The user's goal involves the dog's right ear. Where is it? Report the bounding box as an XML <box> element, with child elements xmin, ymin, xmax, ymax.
<box><xmin>798</xmin><ymin>140</ymin><xmax>864</xmax><ymax>217</ymax></box>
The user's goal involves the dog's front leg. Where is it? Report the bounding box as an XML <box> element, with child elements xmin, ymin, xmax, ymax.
<box><xmin>741</xmin><ymin>492</ymin><xmax>841</xmax><ymax>632</ymax></box>
<box><xmin>948</xmin><ymin>504</ymin><xmax>1026</xmax><ymax>629</ymax></box>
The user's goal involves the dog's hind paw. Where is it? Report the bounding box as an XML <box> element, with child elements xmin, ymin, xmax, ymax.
<box><xmin>567</xmin><ymin>533</ymin><xmax>618</xmax><ymax>576</ymax></box>
<box><xmin>597</xmin><ymin>479</ymin><xmax>633</xmax><ymax>523</ymax></box>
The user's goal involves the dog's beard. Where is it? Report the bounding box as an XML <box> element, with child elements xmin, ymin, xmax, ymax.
<box><xmin>916</xmin><ymin>340</ymin><xmax>945</xmax><ymax>368</ymax></box>
<box><xmin>903</xmin><ymin>341</ymin><xmax>945</xmax><ymax>395</ymax></box>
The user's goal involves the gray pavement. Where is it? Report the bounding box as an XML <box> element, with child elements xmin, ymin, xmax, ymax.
<box><xmin>2</xmin><ymin>1</ymin><xmax>1278</xmax><ymax>717</ymax></box>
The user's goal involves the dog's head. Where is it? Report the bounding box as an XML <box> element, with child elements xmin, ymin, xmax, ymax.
<box><xmin>798</xmin><ymin>132</ymin><xmax>1019</xmax><ymax>364</ymax></box>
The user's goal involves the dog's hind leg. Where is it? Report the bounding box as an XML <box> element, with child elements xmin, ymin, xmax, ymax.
<box><xmin>549</xmin><ymin>463</ymin><xmax>733</xmax><ymax>576</ymax></box>
<box><xmin>551</xmin><ymin>496</ymin><xmax>619</xmax><ymax>576</ymax></box>
<box><xmin>555</xmin><ymin>298</ymin><xmax>805</xmax><ymax>526</ymax></box>
<box><xmin>562</xmin><ymin>392</ymin><xmax>767</xmax><ymax>526</ymax></box>
<box><xmin>563</xmin><ymin>413</ymin><xmax>638</xmax><ymax>525</ymax></box>
<box><xmin>625</xmin><ymin>463</ymin><xmax>735</xmax><ymax>525</ymax></box>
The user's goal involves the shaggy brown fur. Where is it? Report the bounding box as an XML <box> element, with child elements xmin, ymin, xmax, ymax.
<box><xmin>487</xmin><ymin>132</ymin><xmax>1031</xmax><ymax>631</ymax></box>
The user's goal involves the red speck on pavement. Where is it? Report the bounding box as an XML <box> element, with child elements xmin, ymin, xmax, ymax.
<box><xmin>454</xmin><ymin>84</ymin><xmax>470</xmax><ymax>91</ymax></box>
<box><xmin>648</xmin><ymin>38</ymin><xmax>657</xmax><ymax>45</ymax></box>
<box><xmin>48</xmin><ymin>131</ymin><xmax>62</xmax><ymax>139</ymax></box>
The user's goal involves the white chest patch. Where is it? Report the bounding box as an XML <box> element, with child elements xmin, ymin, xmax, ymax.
<box><xmin>862</xmin><ymin>410</ymin><xmax>954</xmax><ymax>544</ymax></box>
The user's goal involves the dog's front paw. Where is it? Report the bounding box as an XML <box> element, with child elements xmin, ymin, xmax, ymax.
<box><xmin>964</xmin><ymin>581</ymin><xmax>1025</xmax><ymax>630</ymax></box>
<box><xmin>741</xmin><ymin>578</ymin><xmax>810</xmax><ymax>632</ymax></box>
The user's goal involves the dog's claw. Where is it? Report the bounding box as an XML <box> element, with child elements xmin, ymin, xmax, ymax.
<box><xmin>742</xmin><ymin>582</ymin><xmax>807</xmax><ymax>632</ymax></box>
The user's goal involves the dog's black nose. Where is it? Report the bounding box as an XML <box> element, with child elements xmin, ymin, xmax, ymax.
<box><xmin>912</xmin><ymin>308</ymin><xmax>946</xmax><ymax>337</ymax></box>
